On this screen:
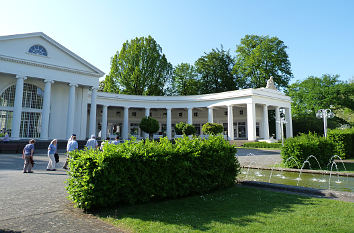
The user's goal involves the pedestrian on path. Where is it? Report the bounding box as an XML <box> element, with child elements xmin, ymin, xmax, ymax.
<box><xmin>85</xmin><ymin>134</ymin><xmax>98</xmax><ymax>150</ymax></box>
<box><xmin>22</xmin><ymin>139</ymin><xmax>35</xmax><ymax>173</ymax></box>
<box><xmin>111</xmin><ymin>135</ymin><xmax>120</xmax><ymax>145</ymax></box>
<box><xmin>47</xmin><ymin>139</ymin><xmax>57</xmax><ymax>171</ymax></box>
<box><xmin>63</xmin><ymin>134</ymin><xmax>78</xmax><ymax>169</ymax></box>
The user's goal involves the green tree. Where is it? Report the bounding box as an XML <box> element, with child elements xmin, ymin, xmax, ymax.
<box><xmin>169</xmin><ymin>63</ymin><xmax>200</xmax><ymax>95</ymax></box>
<box><xmin>104</xmin><ymin>36</ymin><xmax>172</xmax><ymax>95</ymax></box>
<box><xmin>202</xmin><ymin>123</ymin><xmax>224</xmax><ymax>135</ymax></box>
<box><xmin>286</xmin><ymin>74</ymin><xmax>353</xmax><ymax>117</ymax></box>
<box><xmin>175</xmin><ymin>122</ymin><xmax>196</xmax><ymax>135</ymax></box>
<box><xmin>286</xmin><ymin>74</ymin><xmax>354</xmax><ymax>135</ymax></box>
<box><xmin>233</xmin><ymin>35</ymin><xmax>292</xmax><ymax>89</ymax></box>
<box><xmin>139</xmin><ymin>117</ymin><xmax>160</xmax><ymax>140</ymax></box>
<box><xmin>195</xmin><ymin>46</ymin><xmax>236</xmax><ymax>94</ymax></box>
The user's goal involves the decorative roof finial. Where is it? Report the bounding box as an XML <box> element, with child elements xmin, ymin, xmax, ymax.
<box><xmin>266</xmin><ymin>76</ymin><xmax>276</xmax><ymax>90</ymax></box>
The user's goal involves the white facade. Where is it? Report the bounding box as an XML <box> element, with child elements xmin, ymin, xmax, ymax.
<box><xmin>0</xmin><ymin>33</ymin><xmax>293</xmax><ymax>141</ymax></box>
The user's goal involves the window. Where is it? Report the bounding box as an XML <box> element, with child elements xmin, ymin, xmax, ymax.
<box><xmin>28</xmin><ymin>45</ymin><xmax>48</xmax><ymax>56</ymax></box>
<box><xmin>0</xmin><ymin>83</ymin><xmax>44</xmax><ymax>138</ymax></box>
<box><xmin>132</xmin><ymin>112</ymin><xmax>137</xmax><ymax>117</ymax></box>
<box><xmin>193</xmin><ymin>112</ymin><xmax>198</xmax><ymax>117</ymax></box>
<box><xmin>224</xmin><ymin>111</ymin><xmax>228</xmax><ymax>116</ymax></box>
<box><xmin>22</xmin><ymin>83</ymin><xmax>44</xmax><ymax>109</ymax></box>
<box><xmin>0</xmin><ymin>85</ymin><xmax>16</xmax><ymax>107</ymax></box>
<box><xmin>178</xmin><ymin>112</ymin><xmax>183</xmax><ymax>117</ymax></box>
<box><xmin>240</xmin><ymin>109</ymin><xmax>243</xmax><ymax>115</ymax></box>
<box><xmin>0</xmin><ymin>110</ymin><xmax>13</xmax><ymax>136</ymax></box>
<box><xmin>20</xmin><ymin>112</ymin><xmax>41</xmax><ymax>138</ymax></box>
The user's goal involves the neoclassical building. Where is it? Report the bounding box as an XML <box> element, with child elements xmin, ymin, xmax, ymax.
<box><xmin>0</xmin><ymin>32</ymin><xmax>293</xmax><ymax>141</ymax></box>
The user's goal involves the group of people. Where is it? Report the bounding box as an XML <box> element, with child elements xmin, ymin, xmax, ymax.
<box><xmin>85</xmin><ymin>134</ymin><xmax>121</xmax><ymax>150</ymax></box>
<box><xmin>22</xmin><ymin>134</ymin><xmax>120</xmax><ymax>173</ymax></box>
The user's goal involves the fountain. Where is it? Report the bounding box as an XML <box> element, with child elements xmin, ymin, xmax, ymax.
<box><xmin>238</xmin><ymin>154</ymin><xmax>353</xmax><ymax>192</ymax></box>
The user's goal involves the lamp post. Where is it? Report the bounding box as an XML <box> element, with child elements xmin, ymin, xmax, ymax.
<box><xmin>316</xmin><ymin>109</ymin><xmax>334</xmax><ymax>138</ymax></box>
<box><xmin>276</xmin><ymin>113</ymin><xmax>287</xmax><ymax>146</ymax></box>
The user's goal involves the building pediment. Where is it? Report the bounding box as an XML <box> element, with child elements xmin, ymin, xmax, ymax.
<box><xmin>0</xmin><ymin>32</ymin><xmax>104</xmax><ymax>77</ymax></box>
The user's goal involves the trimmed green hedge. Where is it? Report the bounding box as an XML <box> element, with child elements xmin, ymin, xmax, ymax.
<box><xmin>66</xmin><ymin>135</ymin><xmax>239</xmax><ymax>210</ymax></box>
<box><xmin>243</xmin><ymin>142</ymin><xmax>282</xmax><ymax>148</ymax></box>
<box><xmin>327</xmin><ymin>128</ymin><xmax>354</xmax><ymax>159</ymax></box>
<box><xmin>281</xmin><ymin>133</ymin><xmax>336</xmax><ymax>168</ymax></box>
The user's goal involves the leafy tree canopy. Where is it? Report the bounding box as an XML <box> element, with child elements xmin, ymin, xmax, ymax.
<box><xmin>202</xmin><ymin>123</ymin><xmax>224</xmax><ymax>135</ymax></box>
<box><xmin>103</xmin><ymin>36</ymin><xmax>172</xmax><ymax>95</ymax></box>
<box><xmin>175</xmin><ymin>122</ymin><xmax>196</xmax><ymax>135</ymax></box>
<box><xmin>286</xmin><ymin>74</ymin><xmax>354</xmax><ymax>118</ymax></box>
<box><xmin>168</xmin><ymin>63</ymin><xmax>200</xmax><ymax>96</ymax></box>
<box><xmin>139</xmin><ymin>116</ymin><xmax>160</xmax><ymax>139</ymax></box>
<box><xmin>195</xmin><ymin>46</ymin><xmax>236</xmax><ymax>94</ymax></box>
<box><xmin>233</xmin><ymin>35</ymin><xmax>293</xmax><ymax>89</ymax></box>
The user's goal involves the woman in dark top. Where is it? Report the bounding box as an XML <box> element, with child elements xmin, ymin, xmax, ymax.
<box><xmin>22</xmin><ymin>139</ymin><xmax>35</xmax><ymax>173</ymax></box>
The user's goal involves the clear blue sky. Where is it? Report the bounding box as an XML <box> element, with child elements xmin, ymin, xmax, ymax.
<box><xmin>1</xmin><ymin>0</ymin><xmax>353</xmax><ymax>83</ymax></box>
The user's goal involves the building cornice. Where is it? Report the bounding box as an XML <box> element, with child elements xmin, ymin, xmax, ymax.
<box><xmin>0</xmin><ymin>54</ymin><xmax>102</xmax><ymax>77</ymax></box>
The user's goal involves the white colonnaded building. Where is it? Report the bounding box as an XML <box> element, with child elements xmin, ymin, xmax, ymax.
<box><xmin>0</xmin><ymin>32</ymin><xmax>293</xmax><ymax>142</ymax></box>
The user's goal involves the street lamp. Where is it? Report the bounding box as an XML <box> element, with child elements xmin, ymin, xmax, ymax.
<box><xmin>276</xmin><ymin>112</ymin><xmax>287</xmax><ymax>146</ymax></box>
<box><xmin>316</xmin><ymin>109</ymin><xmax>334</xmax><ymax>138</ymax></box>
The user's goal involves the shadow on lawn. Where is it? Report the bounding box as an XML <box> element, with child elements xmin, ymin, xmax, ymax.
<box><xmin>96</xmin><ymin>185</ymin><xmax>314</xmax><ymax>231</ymax></box>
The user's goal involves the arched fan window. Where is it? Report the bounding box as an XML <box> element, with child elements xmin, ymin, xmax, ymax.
<box><xmin>28</xmin><ymin>44</ymin><xmax>48</xmax><ymax>56</ymax></box>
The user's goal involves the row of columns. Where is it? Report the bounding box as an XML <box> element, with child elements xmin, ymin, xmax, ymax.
<box><xmin>9</xmin><ymin>76</ymin><xmax>292</xmax><ymax>141</ymax></box>
<box><xmin>94</xmin><ymin>103</ymin><xmax>293</xmax><ymax>141</ymax></box>
<box><xmin>10</xmin><ymin>74</ymin><xmax>98</xmax><ymax>140</ymax></box>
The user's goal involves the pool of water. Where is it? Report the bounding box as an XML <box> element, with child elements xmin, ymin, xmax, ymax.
<box><xmin>238</xmin><ymin>168</ymin><xmax>354</xmax><ymax>192</ymax></box>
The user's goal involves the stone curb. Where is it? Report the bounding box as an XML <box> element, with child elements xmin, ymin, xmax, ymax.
<box><xmin>241</xmin><ymin>166</ymin><xmax>354</xmax><ymax>177</ymax></box>
<box><xmin>239</xmin><ymin>180</ymin><xmax>354</xmax><ymax>200</ymax></box>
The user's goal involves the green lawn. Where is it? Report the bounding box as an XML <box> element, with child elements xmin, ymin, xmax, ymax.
<box><xmin>99</xmin><ymin>185</ymin><xmax>354</xmax><ymax>233</ymax></box>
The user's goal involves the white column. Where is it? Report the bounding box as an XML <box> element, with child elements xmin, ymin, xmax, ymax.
<box><xmin>166</xmin><ymin>108</ymin><xmax>172</xmax><ymax>140</ymax></box>
<box><xmin>66</xmin><ymin>83</ymin><xmax>77</xmax><ymax>138</ymax></box>
<box><xmin>227</xmin><ymin>105</ymin><xmax>234</xmax><ymax>140</ymax></box>
<box><xmin>122</xmin><ymin>106</ymin><xmax>129</xmax><ymax>140</ymax></box>
<box><xmin>102</xmin><ymin>105</ymin><xmax>108</xmax><ymax>140</ymax></box>
<box><xmin>285</xmin><ymin>107</ymin><xmax>293</xmax><ymax>138</ymax></box>
<box><xmin>144</xmin><ymin>108</ymin><xmax>150</xmax><ymax>139</ymax></box>
<box><xmin>11</xmin><ymin>75</ymin><xmax>27</xmax><ymax>139</ymax></box>
<box><xmin>275</xmin><ymin>106</ymin><xmax>281</xmax><ymax>140</ymax></box>
<box><xmin>187</xmin><ymin>107</ymin><xmax>193</xmax><ymax>125</ymax></box>
<box><xmin>247</xmin><ymin>103</ymin><xmax>256</xmax><ymax>141</ymax></box>
<box><xmin>40</xmin><ymin>79</ymin><xmax>53</xmax><ymax>140</ymax></box>
<box><xmin>208</xmin><ymin>107</ymin><xmax>214</xmax><ymax>123</ymax></box>
<box><xmin>262</xmin><ymin>104</ymin><xmax>269</xmax><ymax>140</ymax></box>
<box><xmin>89</xmin><ymin>87</ymin><xmax>97</xmax><ymax>137</ymax></box>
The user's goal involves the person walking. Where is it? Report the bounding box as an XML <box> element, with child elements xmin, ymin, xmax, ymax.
<box><xmin>112</xmin><ymin>135</ymin><xmax>120</xmax><ymax>145</ymax></box>
<box><xmin>63</xmin><ymin>134</ymin><xmax>78</xmax><ymax>169</ymax></box>
<box><xmin>22</xmin><ymin>139</ymin><xmax>35</xmax><ymax>173</ymax></box>
<box><xmin>85</xmin><ymin>135</ymin><xmax>98</xmax><ymax>150</ymax></box>
<box><xmin>47</xmin><ymin>139</ymin><xmax>57</xmax><ymax>171</ymax></box>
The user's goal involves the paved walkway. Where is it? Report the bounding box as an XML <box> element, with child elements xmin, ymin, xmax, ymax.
<box><xmin>0</xmin><ymin>153</ymin><xmax>123</xmax><ymax>233</ymax></box>
<box><xmin>236</xmin><ymin>148</ymin><xmax>282</xmax><ymax>168</ymax></box>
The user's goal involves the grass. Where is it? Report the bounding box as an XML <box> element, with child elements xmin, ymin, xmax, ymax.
<box><xmin>98</xmin><ymin>185</ymin><xmax>354</xmax><ymax>233</ymax></box>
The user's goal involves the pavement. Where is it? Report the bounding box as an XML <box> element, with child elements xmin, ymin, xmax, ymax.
<box><xmin>236</xmin><ymin>148</ymin><xmax>282</xmax><ymax>168</ymax></box>
<box><xmin>0</xmin><ymin>148</ymin><xmax>282</xmax><ymax>233</ymax></box>
<box><xmin>0</xmin><ymin>153</ymin><xmax>123</xmax><ymax>233</ymax></box>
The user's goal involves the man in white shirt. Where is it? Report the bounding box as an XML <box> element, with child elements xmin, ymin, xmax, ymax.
<box><xmin>63</xmin><ymin>134</ymin><xmax>78</xmax><ymax>169</ymax></box>
<box><xmin>86</xmin><ymin>135</ymin><xmax>98</xmax><ymax>150</ymax></box>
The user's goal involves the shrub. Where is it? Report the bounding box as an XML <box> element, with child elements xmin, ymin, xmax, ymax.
<box><xmin>327</xmin><ymin>128</ymin><xmax>354</xmax><ymax>159</ymax></box>
<box><xmin>175</xmin><ymin>122</ymin><xmax>196</xmax><ymax>135</ymax></box>
<box><xmin>66</xmin><ymin>135</ymin><xmax>239</xmax><ymax>210</ymax></box>
<box><xmin>281</xmin><ymin>133</ymin><xmax>336</xmax><ymax>168</ymax></box>
<box><xmin>139</xmin><ymin>116</ymin><xmax>159</xmax><ymax>139</ymax></box>
<box><xmin>202</xmin><ymin>123</ymin><xmax>224</xmax><ymax>135</ymax></box>
<box><xmin>243</xmin><ymin>142</ymin><xmax>282</xmax><ymax>149</ymax></box>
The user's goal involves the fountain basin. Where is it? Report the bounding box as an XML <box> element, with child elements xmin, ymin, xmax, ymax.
<box><xmin>239</xmin><ymin>168</ymin><xmax>354</xmax><ymax>192</ymax></box>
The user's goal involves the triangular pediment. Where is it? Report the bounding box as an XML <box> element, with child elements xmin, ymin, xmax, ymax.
<box><xmin>0</xmin><ymin>32</ymin><xmax>104</xmax><ymax>77</ymax></box>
